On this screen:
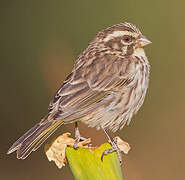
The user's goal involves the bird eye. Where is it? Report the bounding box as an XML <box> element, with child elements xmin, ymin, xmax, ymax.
<box><xmin>122</xmin><ymin>35</ymin><xmax>132</xmax><ymax>43</ymax></box>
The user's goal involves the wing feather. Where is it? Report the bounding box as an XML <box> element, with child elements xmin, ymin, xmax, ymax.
<box><xmin>48</xmin><ymin>53</ymin><xmax>132</xmax><ymax>122</ymax></box>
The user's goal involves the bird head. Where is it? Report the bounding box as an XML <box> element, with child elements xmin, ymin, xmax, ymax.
<box><xmin>94</xmin><ymin>22</ymin><xmax>151</xmax><ymax>57</ymax></box>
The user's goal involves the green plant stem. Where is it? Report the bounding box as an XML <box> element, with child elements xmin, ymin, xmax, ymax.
<box><xmin>66</xmin><ymin>143</ymin><xmax>123</xmax><ymax>180</ymax></box>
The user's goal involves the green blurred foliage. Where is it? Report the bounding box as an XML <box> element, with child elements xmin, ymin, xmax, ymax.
<box><xmin>0</xmin><ymin>0</ymin><xmax>185</xmax><ymax>180</ymax></box>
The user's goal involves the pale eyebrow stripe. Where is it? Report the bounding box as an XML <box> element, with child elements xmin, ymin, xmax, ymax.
<box><xmin>104</xmin><ymin>31</ymin><xmax>138</xmax><ymax>42</ymax></box>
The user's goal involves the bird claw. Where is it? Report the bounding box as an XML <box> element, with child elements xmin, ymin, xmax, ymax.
<box><xmin>101</xmin><ymin>148</ymin><xmax>115</xmax><ymax>160</ymax></box>
<box><xmin>101</xmin><ymin>140</ymin><xmax>122</xmax><ymax>165</ymax></box>
<box><xmin>73</xmin><ymin>136</ymin><xmax>88</xmax><ymax>149</ymax></box>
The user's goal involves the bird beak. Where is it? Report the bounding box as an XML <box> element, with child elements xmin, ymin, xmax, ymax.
<box><xmin>138</xmin><ymin>35</ymin><xmax>152</xmax><ymax>47</ymax></box>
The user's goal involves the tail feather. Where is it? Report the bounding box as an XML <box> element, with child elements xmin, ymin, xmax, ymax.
<box><xmin>7</xmin><ymin>120</ymin><xmax>64</xmax><ymax>159</ymax></box>
<box><xmin>16</xmin><ymin>122</ymin><xmax>52</xmax><ymax>159</ymax></box>
<box><xmin>7</xmin><ymin>123</ymin><xmax>40</xmax><ymax>154</ymax></box>
<box><xmin>32</xmin><ymin>121</ymin><xmax>62</xmax><ymax>151</ymax></box>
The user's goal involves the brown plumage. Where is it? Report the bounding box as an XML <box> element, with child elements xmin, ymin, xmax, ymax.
<box><xmin>7</xmin><ymin>22</ymin><xmax>151</xmax><ymax>160</ymax></box>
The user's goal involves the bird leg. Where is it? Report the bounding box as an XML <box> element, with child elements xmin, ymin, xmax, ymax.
<box><xmin>73</xmin><ymin>122</ymin><xmax>87</xmax><ymax>149</ymax></box>
<box><xmin>101</xmin><ymin>128</ymin><xmax>122</xmax><ymax>164</ymax></box>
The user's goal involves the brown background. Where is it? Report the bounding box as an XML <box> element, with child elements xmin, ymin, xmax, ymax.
<box><xmin>1</xmin><ymin>0</ymin><xmax>185</xmax><ymax>180</ymax></box>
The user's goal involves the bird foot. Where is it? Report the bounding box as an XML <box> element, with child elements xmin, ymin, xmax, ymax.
<box><xmin>73</xmin><ymin>122</ymin><xmax>89</xmax><ymax>149</ymax></box>
<box><xmin>73</xmin><ymin>136</ymin><xmax>88</xmax><ymax>149</ymax></box>
<box><xmin>101</xmin><ymin>139</ymin><xmax>122</xmax><ymax>165</ymax></box>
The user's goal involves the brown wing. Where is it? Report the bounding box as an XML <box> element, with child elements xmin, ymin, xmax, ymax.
<box><xmin>47</xmin><ymin>52</ymin><xmax>132</xmax><ymax>122</ymax></box>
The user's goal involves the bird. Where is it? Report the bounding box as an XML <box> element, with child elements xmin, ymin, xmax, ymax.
<box><xmin>7</xmin><ymin>22</ymin><xmax>151</xmax><ymax>163</ymax></box>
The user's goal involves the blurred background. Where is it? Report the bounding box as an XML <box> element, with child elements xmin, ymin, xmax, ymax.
<box><xmin>1</xmin><ymin>0</ymin><xmax>185</xmax><ymax>180</ymax></box>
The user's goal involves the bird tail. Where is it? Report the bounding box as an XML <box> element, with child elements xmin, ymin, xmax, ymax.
<box><xmin>7</xmin><ymin>120</ymin><xmax>64</xmax><ymax>159</ymax></box>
